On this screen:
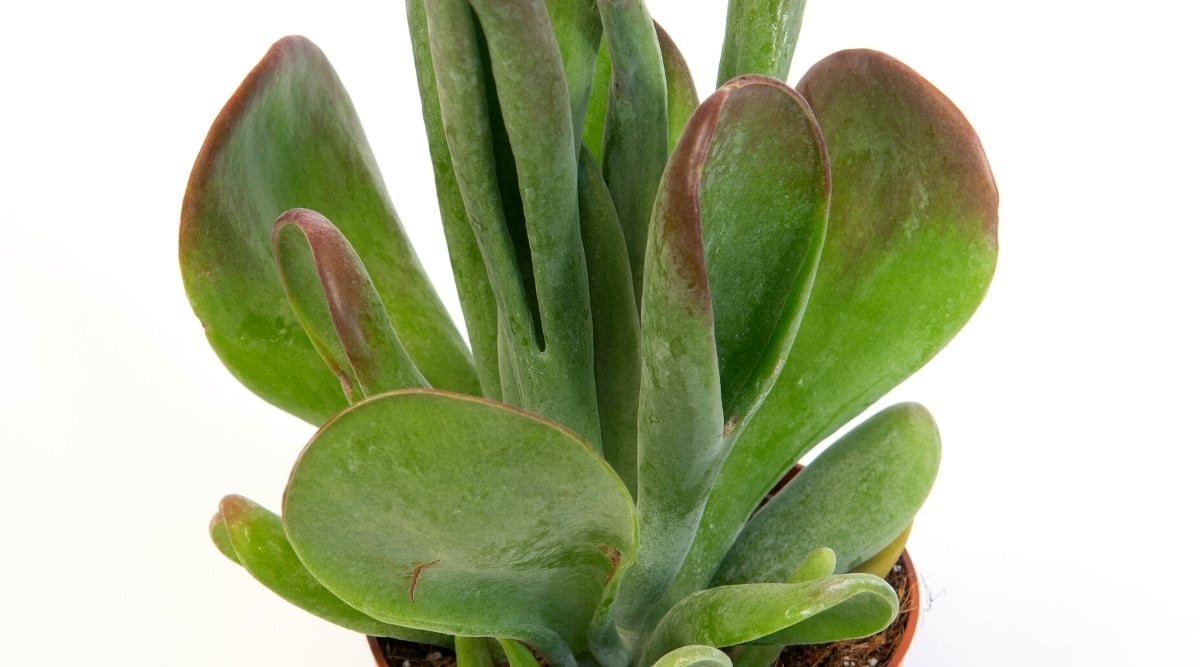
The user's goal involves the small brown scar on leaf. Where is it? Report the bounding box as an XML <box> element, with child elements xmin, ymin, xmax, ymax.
<box><xmin>408</xmin><ymin>559</ymin><xmax>441</xmax><ymax>603</ymax></box>
<box><xmin>599</xmin><ymin>545</ymin><xmax>622</xmax><ymax>585</ymax></box>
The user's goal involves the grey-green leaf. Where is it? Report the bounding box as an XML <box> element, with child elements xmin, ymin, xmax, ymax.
<box><xmin>282</xmin><ymin>390</ymin><xmax>637</xmax><ymax>667</ymax></box>
<box><xmin>578</xmin><ymin>149</ymin><xmax>641</xmax><ymax>491</ymax></box>
<box><xmin>216</xmin><ymin>495</ymin><xmax>451</xmax><ymax>646</ymax></box>
<box><xmin>597</xmin><ymin>0</ymin><xmax>668</xmax><ymax>300</ymax></box>
<box><xmin>715</xmin><ymin>403</ymin><xmax>939</xmax><ymax>585</ymax></box>
<box><xmin>405</xmin><ymin>0</ymin><xmax>501</xmax><ymax>399</ymax></box>
<box><xmin>642</xmin><ymin>576</ymin><xmax>897</xmax><ymax>666</ymax></box>
<box><xmin>180</xmin><ymin>36</ymin><xmax>478</xmax><ymax>424</ymax></box>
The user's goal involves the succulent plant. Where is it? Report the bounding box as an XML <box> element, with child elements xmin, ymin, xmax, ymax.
<box><xmin>183</xmin><ymin>1</ymin><xmax>997</xmax><ymax>666</ymax></box>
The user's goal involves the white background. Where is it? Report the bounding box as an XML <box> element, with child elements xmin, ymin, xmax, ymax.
<box><xmin>2</xmin><ymin>0</ymin><xmax>1196</xmax><ymax>664</ymax></box>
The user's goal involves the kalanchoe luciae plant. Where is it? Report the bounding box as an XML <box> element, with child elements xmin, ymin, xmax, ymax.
<box><xmin>184</xmin><ymin>1</ymin><xmax>998</xmax><ymax>666</ymax></box>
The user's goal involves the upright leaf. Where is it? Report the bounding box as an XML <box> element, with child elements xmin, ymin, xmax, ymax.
<box><xmin>671</xmin><ymin>48</ymin><xmax>998</xmax><ymax>601</ymax></box>
<box><xmin>180</xmin><ymin>36</ymin><xmax>478</xmax><ymax>424</ymax></box>
<box><xmin>429</xmin><ymin>0</ymin><xmax>602</xmax><ymax>446</ymax></box>
<box><xmin>619</xmin><ymin>75</ymin><xmax>828</xmax><ymax>638</ymax></box>
<box><xmin>717</xmin><ymin>0</ymin><xmax>809</xmax><ymax>85</ymax></box>
<box><xmin>696</xmin><ymin>76</ymin><xmax>828</xmax><ymax>431</ymax></box>
<box><xmin>617</xmin><ymin>83</ymin><xmax>725</xmax><ymax>636</ymax></box>
<box><xmin>283</xmin><ymin>390</ymin><xmax>637</xmax><ymax>667</ymax></box>
<box><xmin>406</xmin><ymin>0</ymin><xmax>501</xmax><ymax>399</ymax></box>
<box><xmin>656</xmin><ymin>23</ymin><xmax>700</xmax><ymax>155</ymax></box>
<box><xmin>578</xmin><ymin>150</ymin><xmax>641</xmax><ymax>491</ymax></box>
<box><xmin>596</xmin><ymin>0</ymin><xmax>669</xmax><ymax>300</ymax></box>
<box><xmin>546</xmin><ymin>0</ymin><xmax>604</xmax><ymax>150</ymax></box>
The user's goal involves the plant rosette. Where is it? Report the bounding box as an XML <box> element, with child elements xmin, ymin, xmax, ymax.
<box><xmin>187</xmin><ymin>2</ymin><xmax>996</xmax><ymax>667</ymax></box>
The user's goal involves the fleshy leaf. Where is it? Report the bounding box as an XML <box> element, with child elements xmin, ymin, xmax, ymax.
<box><xmin>215</xmin><ymin>495</ymin><xmax>451</xmax><ymax>646</ymax></box>
<box><xmin>456</xmin><ymin>636</ymin><xmax>495</xmax><ymax>667</ymax></box>
<box><xmin>180</xmin><ymin>36</ymin><xmax>478</xmax><ymax>424</ymax></box>
<box><xmin>546</xmin><ymin>0</ymin><xmax>603</xmax><ymax>150</ymax></box>
<box><xmin>618</xmin><ymin>75</ymin><xmax>828</xmax><ymax>635</ymax></box>
<box><xmin>616</xmin><ymin>81</ymin><xmax>726</xmax><ymax>634</ymax></box>
<box><xmin>282</xmin><ymin>390</ymin><xmax>637</xmax><ymax>667</ymax></box>
<box><xmin>499</xmin><ymin>639</ymin><xmax>541</xmax><ymax>667</ymax></box>
<box><xmin>696</xmin><ymin>76</ymin><xmax>828</xmax><ymax>429</ymax></box>
<box><xmin>728</xmin><ymin>547</ymin><xmax>837</xmax><ymax>667</ymax></box>
<box><xmin>596</xmin><ymin>0</ymin><xmax>669</xmax><ymax>300</ymax></box>
<box><xmin>642</xmin><ymin>576</ymin><xmax>897</xmax><ymax>666</ymax></box>
<box><xmin>273</xmin><ymin>208</ymin><xmax>428</xmax><ymax>400</ymax></box>
<box><xmin>406</xmin><ymin>0</ymin><xmax>501</xmax><ymax>399</ymax></box>
<box><xmin>427</xmin><ymin>0</ymin><xmax>601</xmax><ymax>446</ymax></box>
<box><xmin>578</xmin><ymin>150</ymin><xmax>641</xmax><ymax>491</ymax></box>
<box><xmin>672</xmin><ymin>48</ymin><xmax>998</xmax><ymax>600</ymax></box>
<box><xmin>651</xmin><ymin>645</ymin><xmax>733</xmax><ymax>667</ymax></box>
<box><xmin>853</xmin><ymin>524</ymin><xmax>912</xmax><ymax>579</ymax></box>
<box><xmin>656</xmin><ymin>23</ymin><xmax>700</xmax><ymax>155</ymax></box>
<box><xmin>209</xmin><ymin>511</ymin><xmax>238</xmax><ymax>564</ymax></box>
<box><xmin>582</xmin><ymin>22</ymin><xmax>699</xmax><ymax>189</ymax></box>
<box><xmin>715</xmin><ymin>403</ymin><xmax>939</xmax><ymax>585</ymax></box>
<box><xmin>717</xmin><ymin>0</ymin><xmax>808</xmax><ymax>85</ymax></box>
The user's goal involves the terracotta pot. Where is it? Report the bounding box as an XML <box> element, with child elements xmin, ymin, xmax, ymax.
<box><xmin>367</xmin><ymin>550</ymin><xmax>920</xmax><ymax>667</ymax></box>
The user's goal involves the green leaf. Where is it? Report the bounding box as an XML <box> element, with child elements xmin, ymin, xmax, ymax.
<box><xmin>406</xmin><ymin>0</ymin><xmax>501</xmax><ymax>399</ymax></box>
<box><xmin>209</xmin><ymin>511</ymin><xmax>238</xmax><ymax>564</ymax></box>
<box><xmin>456</xmin><ymin>636</ymin><xmax>495</xmax><ymax>667</ymax></box>
<box><xmin>499</xmin><ymin>638</ymin><xmax>542</xmax><ymax>667</ymax></box>
<box><xmin>672</xmin><ymin>48</ymin><xmax>998</xmax><ymax>601</ymax></box>
<box><xmin>715</xmin><ymin>403</ymin><xmax>939</xmax><ymax>585</ymax></box>
<box><xmin>596</xmin><ymin>0</ymin><xmax>669</xmax><ymax>300</ymax></box>
<box><xmin>282</xmin><ymin>390</ymin><xmax>637</xmax><ymax>667</ymax></box>
<box><xmin>582</xmin><ymin>22</ymin><xmax>698</xmax><ymax>167</ymax></box>
<box><xmin>273</xmin><ymin>208</ymin><xmax>428</xmax><ymax>400</ymax></box>
<box><xmin>427</xmin><ymin>0</ymin><xmax>601</xmax><ymax>446</ymax></box>
<box><xmin>853</xmin><ymin>523</ymin><xmax>912</xmax><ymax>579</ymax></box>
<box><xmin>546</xmin><ymin>0</ymin><xmax>604</xmax><ymax>150</ymax></box>
<box><xmin>642</xmin><ymin>576</ymin><xmax>897</xmax><ymax>667</ymax></box>
<box><xmin>717</xmin><ymin>0</ymin><xmax>809</xmax><ymax>85</ymax></box>
<box><xmin>215</xmin><ymin>495</ymin><xmax>451</xmax><ymax>646</ymax></box>
<box><xmin>619</xmin><ymin>75</ymin><xmax>828</xmax><ymax>636</ymax></box>
<box><xmin>651</xmin><ymin>645</ymin><xmax>733</xmax><ymax>667</ymax></box>
<box><xmin>656</xmin><ymin>23</ymin><xmax>700</xmax><ymax>155</ymax></box>
<box><xmin>696</xmin><ymin>76</ymin><xmax>828</xmax><ymax>430</ymax></box>
<box><xmin>578</xmin><ymin>150</ymin><xmax>641</xmax><ymax>492</ymax></box>
<box><xmin>787</xmin><ymin>547</ymin><xmax>837</xmax><ymax>584</ymax></box>
<box><xmin>727</xmin><ymin>547</ymin><xmax>836</xmax><ymax>667</ymax></box>
<box><xmin>616</xmin><ymin>82</ymin><xmax>726</xmax><ymax>634</ymax></box>
<box><xmin>180</xmin><ymin>36</ymin><xmax>478</xmax><ymax>425</ymax></box>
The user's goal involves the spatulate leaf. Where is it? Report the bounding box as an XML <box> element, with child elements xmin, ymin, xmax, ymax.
<box><xmin>216</xmin><ymin>495</ymin><xmax>451</xmax><ymax>646</ymax></box>
<box><xmin>715</xmin><ymin>403</ymin><xmax>939</xmax><ymax>585</ymax></box>
<box><xmin>672</xmin><ymin>48</ymin><xmax>998</xmax><ymax>600</ymax></box>
<box><xmin>180</xmin><ymin>36</ymin><xmax>478</xmax><ymax>424</ymax></box>
<box><xmin>642</xmin><ymin>576</ymin><xmax>897</xmax><ymax>667</ymax></box>
<box><xmin>282</xmin><ymin>390</ymin><xmax>637</xmax><ymax>667</ymax></box>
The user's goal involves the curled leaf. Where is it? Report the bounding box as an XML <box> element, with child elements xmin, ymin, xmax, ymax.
<box><xmin>181</xmin><ymin>36</ymin><xmax>477</xmax><ymax>424</ymax></box>
<box><xmin>273</xmin><ymin>208</ymin><xmax>428</xmax><ymax>400</ymax></box>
